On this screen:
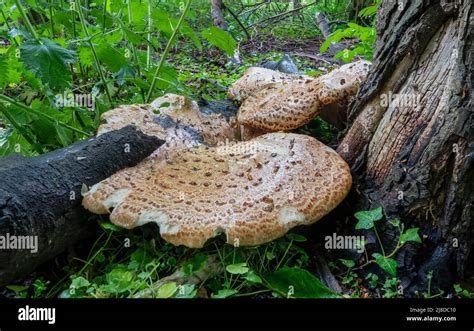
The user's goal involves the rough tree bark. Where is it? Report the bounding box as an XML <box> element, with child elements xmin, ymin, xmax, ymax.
<box><xmin>337</xmin><ymin>0</ymin><xmax>473</xmax><ymax>293</ymax></box>
<box><xmin>211</xmin><ymin>0</ymin><xmax>228</xmax><ymax>30</ymax></box>
<box><xmin>0</xmin><ymin>126</ymin><xmax>164</xmax><ymax>286</ymax></box>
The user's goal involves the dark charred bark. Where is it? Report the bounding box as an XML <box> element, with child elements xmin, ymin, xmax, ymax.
<box><xmin>0</xmin><ymin>126</ymin><xmax>164</xmax><ymax>286</ymax></box>
<box><xmin>337</xmin><ymin>0</ymin><xmax>473</xmax><ymax>294</ymax></box>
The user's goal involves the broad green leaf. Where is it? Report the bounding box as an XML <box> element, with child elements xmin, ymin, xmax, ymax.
<box><xmin>372</xmin><ymin>253</ymin><xmax>397</xmax><ymax>276</ymax></box>
<box><xmin>359</xmin><ymin>5</ymin><xmax>377</xmax><ymax>17</ymax></box>
<box><xmin>400</xmin><ymin>228</ymin><xmax>422</xmax><ymax>244</ymax></box>
<box><xmin>263</xmin><ymin>267</ymin><xmax>340</xmax><ymax>298</ymax></box>
<box><xmin>226</xmin><ymin>262</ymin><xmax>249</xmax><ymax>275</ymax></box>
<box><xmin>243</xmin><ymin>271</ymin><xmax>262</xmax><ymax>284</ymax></box>
<box><xmin>354</xmin><ymin>207</ymin><xmax>383</xmax><ymax>230</ymax></box>
<box><xmin>19</xmin><ymin>38</ymin><xmax>76</xmax><ymax>90</ymax></box>
<box><xmin>96</xmin><ymin>41</ymin><xmax>128</xmax><ymax>72</ymax></box>
<box><xmin>201</xmin><ymin>27</ymin><xmax>236</xmax><ymax>56</ymax></box>
<box><xmin>155</xmin><ymin>282</ymin><xmax>178</xmax><ymax>298</ymax></box>
<box><xmin>0</xmin><ymin>55</ymin><xmax>8</xmax><ymax>87</ymax></box>
<box><xmin>319</xmin><ymin>38</ymin><xmax>332</xmax><ymax>54</ymax></box>
<box><xmin>212</xmin><ymin>289</ymin><xmax>238</xmax><ymax>298</ymax></box>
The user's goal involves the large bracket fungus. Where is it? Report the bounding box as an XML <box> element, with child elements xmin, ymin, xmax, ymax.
<box><xmin>83</xmin><ymin>133</ymin><xmax>351</xmax><ymax>248</ymax></box>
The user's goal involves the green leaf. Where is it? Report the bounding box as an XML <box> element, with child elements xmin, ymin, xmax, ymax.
<box><xmin>339</xmin><ymin>259</ymin><xmax>355</xmax><ymax>268</ymax></box>
<box><xmin>55</xmin><ymin>125</ymin><xmax>71</xmax><ymax>147</ymax></box>
<box><xmin>99</xmin><ymin>222</ymin><xmax>121</xmax><ymax>232</ymax></box>
<box><xmin>201</xmin><ymin>27</ymin><xmax>236</xmax><ymax>56</ymax></box>
<box><xmin>388</xmin><ymin>218</ymin><xmax>400</xmax><ymax>228</ymax></box>
<box><xmin>265</xmin><ymin>251</ymin><xmax>276</xmax><ymax>261</ymax></box>
<box><xmin>226</xmin><ymin>262</ymin><xmax>249</xmax><ymax>275</ymax></box>
<box><xmin>20</xmin><ymin>38</ymin><xmax>76</xmax><ymax>90</ymax></box>
<box><xmin>354</xmin><ymin>207</ymin><xmax>383</xmax><ymax>230</ymax></box>
<box><xmin>372</xmin><ymin>253</ymin><xmax>397</xmax><ymax>276</ymax></box>
<box><xmin>400</xmin><ymin>228</ymin><xmax>422</xmax><ymax>244</ymax></box>
<box><xmin>71</xmin><ymin>276</ymin><xmax>90</xmax><ymax>289</ymax></box>
<box><xmin>6</xmin><ymin>285</ymin><xmax>28</xmax><ymax>295</ymax></box>
<box><xmin>359</xmin><ymin>5</ymin><xmax>377</xmax><ymax>17</ymax></box>
<box><xmin>243</xmin><ymin>271</ymin><xmax>262</xmax><ymax>284</ymax></box>
<box><xmin>95</xmin><ymin>41</ymin><xmax>128</xmax><ymax>73</ymax></box>
<box><xmin>0</xmin><ymin>55</ymin><xmax>9</xmax><ymax>87</ymax></box>
<box><xmin>155</xmin><ymin>282</ymin><xmax>178</xmax><ymax>298</ymax></box>
<box><xmin>263</xmin><ymin>267</ymin><xmax>340</xmax><ymax>298</ymax></box>
<box><xmin>212</xmin><ymin>289</ymin><xmax>238</xmax><ymax>298</ymax></box>
<box><xmin>319</xmin><ymin>38</ymin><xmax>332</xmax><ymax>54</ymax></box>
<box><xmin>182</xmin><ymin>253</ymin><xmax>208</xmax><ymax>276</ymax></box>
<box><xmin>101</xmin><ymin>266</ymin><xmax>135</xmax><ymax>294</ymax></box>
<box><xmin>286</xmin><ymin>233</ymin><xmax>307</xmax><ymax>242</ymax></box>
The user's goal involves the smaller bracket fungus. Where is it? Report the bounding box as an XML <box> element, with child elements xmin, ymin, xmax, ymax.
<box><xmin>97</xmin><ymin>93</ymin><xmax>238</xmax><ymax>146</ymax></box>
<box><xmin>233</xmin><ymin>60</ymin><xmax>371</xmax><ymax>133</ymax></box>
<box><xmin>82</xmin><ymin>133</ymin><xmax>352</xmax><ymax>248</ymax></box>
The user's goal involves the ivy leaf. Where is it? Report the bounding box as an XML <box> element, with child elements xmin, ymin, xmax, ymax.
<box><xmin>226</xmin><ymin>263</ymin><xmax>249</xmax><ymax>275</ymax></box>
<box><xmin>354</xmin><ymin>207</ymin><xmax>383</xmax><ymax>230</ymax></box>
<box><xmin>19</xmin><ymin>38</ymin><xmax>76</xmax><ymax>90</ymax></box>
<box><xmin>372</xmin><ymin>253</ymin><xmax>397</xmax><ymax>276</ymax></box>
<box><xmin>388</xmin><ymin>218</ymin><xmax>400</xmax><ymax>228</ymax></box>
<box><xmin>400</xmin><ymin>228</ymin><xmax>422</xmax><ymax>244</ymax></box>
<box><xmin>201</xmin><ymin>27</ymin><xmax>236</xmax><ymax>56</ymax></box>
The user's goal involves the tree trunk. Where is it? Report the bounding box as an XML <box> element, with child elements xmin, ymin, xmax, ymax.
<box><xmin>337</xmin><ymin>0</ymin><xmax>473</xmax><ymax>293</ymax></box>
<box><xmin>0</xmin><ymin>126</ymin><xmax>164</xmax><ymax>286</ymax></box>
<box><xmin>211</xmin><ymin>0</ymin><xmax>228</xmax><ymax>30</ymax></box>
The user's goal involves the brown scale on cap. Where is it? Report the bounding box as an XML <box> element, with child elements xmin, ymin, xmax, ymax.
<box><xmin>82</xmin><ymin>133</ymin><xmax>352</xmax><ymax>248</ymax></box>
<box><xmin>234</xmin><ymin>60</ymin><xmax>371</xmax><ymax>133</ymax></box>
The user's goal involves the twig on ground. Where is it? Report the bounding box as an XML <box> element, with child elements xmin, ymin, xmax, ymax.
<box><xmin>247</xmin><ymin>1</ymin><xmax>317</xmax><ymax>28</ymax></box>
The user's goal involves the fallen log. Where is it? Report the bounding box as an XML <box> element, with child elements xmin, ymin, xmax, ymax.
<box><xmin>0</xmin><ymin>126</ymin><xmax>164</xmax><ymax>286</ymax></box>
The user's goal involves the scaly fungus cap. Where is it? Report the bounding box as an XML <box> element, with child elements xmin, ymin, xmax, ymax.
<box><xmin>235</xmin><ymin>60</ymin><xmax>371</xmax><ymax>132</ymax></box>
<box><xmin>82</xmin><ymin>133</ymin><xmax>352</xmax><ymax>248</ymax></box>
